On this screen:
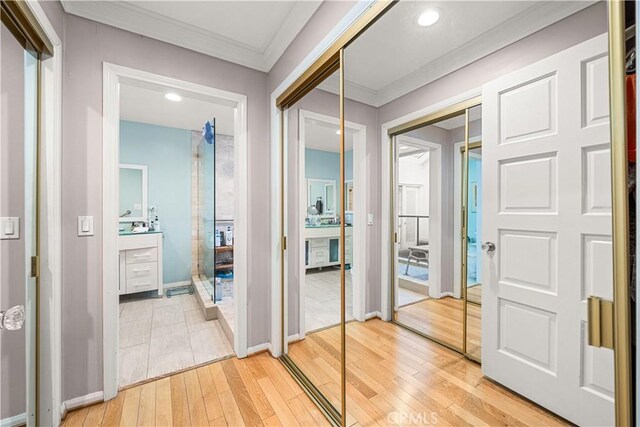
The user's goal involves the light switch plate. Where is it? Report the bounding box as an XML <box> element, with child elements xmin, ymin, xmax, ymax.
<box><xmin>77</xmin><ymin>216</ymin><xmax>94</xmax><ymax>236</ymax></box>
<box><xmin>367</xmin><ymin>213</ymin><xmax>374</xmax><ymax>226</ymax></box>
<box><xmin>0</xmin><ymin>217</ymin><xmax>19</xmax><ymax>240</ymax></box>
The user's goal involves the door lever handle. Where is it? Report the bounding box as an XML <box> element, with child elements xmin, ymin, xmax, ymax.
<box><xmin>0</xmin><ymin>305</ymin><xmax>25</xmax><ymax>331</ymax></box>
<box><xmin>482</xmin><ymin>242</ymin><xmax>496</xmax><ymax>252</ymax></box>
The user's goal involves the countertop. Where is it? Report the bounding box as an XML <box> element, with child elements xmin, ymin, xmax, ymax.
<box><xmin>119</xmin><ymin>230</ymin><xmax>164</xmax><ymax>236</ymax></box>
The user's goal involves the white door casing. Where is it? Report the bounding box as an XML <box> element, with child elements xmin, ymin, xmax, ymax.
<box><xmin>482</xmin><ymin>33</ymin><xmax>613</xmax><ymax>426</ymax></box>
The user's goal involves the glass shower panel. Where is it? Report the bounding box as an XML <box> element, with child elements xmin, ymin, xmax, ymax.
<box><xmin>198</xmin><ymin>135</ymin><xmax>216</xmax><ymax>299</ymax></box>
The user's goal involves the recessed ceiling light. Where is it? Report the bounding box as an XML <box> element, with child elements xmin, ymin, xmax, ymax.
<box><xmin>336</xmin><ymin>130</ymin><xmax>341</xmax><ymax>135</ymax></box>
<box><xmin>165</xmin><ymin>93</ymin><xmax>182</xmax><ymax>102</ymax></box>
<box><xmin>418</xmin><ymin>9</ymin><xmax>440</xmax><ymax>27</ymax></box>
<box><xmin>400</xmin><ymin>145</ymin><xmax>409</xmax><ymax>150</ymax></box>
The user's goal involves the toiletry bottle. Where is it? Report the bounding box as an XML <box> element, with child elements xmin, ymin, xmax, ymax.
<box><xmin>226</xmin><ymin>226</ymin><xmax>233</xmax><ymax>245</ymax></box>
<box><xmin>215</xmin><ymin>230</ymin><xmax>221</xmax><ymax>247</ymax></box>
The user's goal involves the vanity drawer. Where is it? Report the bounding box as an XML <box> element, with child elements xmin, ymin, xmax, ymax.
<box><xmin>126</xmin><ymin>262</ymin><xmax>158</xmax><ymax>280</ymax></box>
<box><xmin>311</xmin><ymin>249</ymin><xmax>329</xmax><ymax>264</ymax></box>
<box><xmin>126</xmin><ymin>276</ymin><xmax>158</xmax><ymax>293</ymax></box>
<box><xmin>126</xmin><ymin>247</ymin><xmax>158</xmax><ymax>264</ymax></box>
<box><xmin>310</xmin><ymin>238</ymin><xmax>329</xmax><ymax>249</ymax></box>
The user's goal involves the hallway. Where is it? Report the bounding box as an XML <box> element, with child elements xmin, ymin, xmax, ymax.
<box><xmin>63</xmin><ymin>320</ymin><xmax>567</xmax><ymax>426</ymax></box>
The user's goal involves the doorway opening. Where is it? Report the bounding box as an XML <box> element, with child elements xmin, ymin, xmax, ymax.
<box><xmin>297</xmin><ymin>109</ymin><xmax>366</xmax><ymax>336</ymax></box>
<box><xmin>390</xmin><ymin>101</ymin><xmax>483</xmax><ymax>357</ymax></box>
<box><xmin>102</xmin><ymin>64</ymin><xmax>248</xmax><ymax>398</ymax></box>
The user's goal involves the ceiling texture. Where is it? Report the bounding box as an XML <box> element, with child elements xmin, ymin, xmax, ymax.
<box><xmin>119</xmin><ymin>82</ymin><xmax>236</xmax><ymax>135</ymax></box>
<box><xmin>61</xmin><ymin>0</ymin><xmax>321</xmax><ymax>72</ymax></box>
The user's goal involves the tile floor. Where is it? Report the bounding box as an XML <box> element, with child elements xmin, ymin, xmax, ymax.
<box><xmin>304</xmin><ymin>268</ymin><xmax>354</xmax><ymax>333</ymax></box>
<box><xmin>118</xmin><ymin>292</ymin><xmax>233</xmax><ymax>387</ymax></box>
<box><xmin>304</xmin><ymin>268</ymin><xmax>428</xmax><ymax>333</ymax></box>
<box><xmin>397</xmin><ymin>286</ymin><xmax>428</xmax><ymax>307</ymax></box>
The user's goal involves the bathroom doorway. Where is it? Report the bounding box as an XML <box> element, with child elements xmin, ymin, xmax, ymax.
<box><xmin>297</xmin><ymin>109</ymin><xmax>367</xmax><ymax>337</ymax></box>
<box><xmin>102</xmin><ymin>64</ymin><xmax>249</xmax><ymax>397</ymax></box>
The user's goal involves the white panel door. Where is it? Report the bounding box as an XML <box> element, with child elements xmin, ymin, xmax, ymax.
<box><xmin>482</xmin><ymin>33</ymin><xmax>614</xmax><ymax>426</ymax></box>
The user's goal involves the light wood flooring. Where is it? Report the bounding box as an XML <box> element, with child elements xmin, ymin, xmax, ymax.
<box><xmin>61</xmin><ymin>353</ymin><xmax>329</xmax><ymax>427</ymax></box>
<box><xmin>289</xmin><ymin>319</ymin><xmax>566</xmax><ymax>426</ymax></box>
<box><xmin>395</xmin><ymin>297</ymin><xmax>481</xmax><ymax>359</ymax></box>
<box><xmin>63</xmin><ymin>319</ymin><xmax>566</xmax><ymax>427</ymax></box>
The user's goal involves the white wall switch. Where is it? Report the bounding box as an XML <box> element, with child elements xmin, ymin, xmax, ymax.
<box><xmin>367</xmin><ymin>213</ymin><xmax>374</xmax><ymax>225</ymax></box>
<box><xmin>0</xmin><ymin>217</ymin><xmax>19</xmax><ymax>240</ymax></box>
<box><xmin>78</xmin><ymin>216</ymin><xmax>94</xmax><ymax>236</ymax></box>
<box><xmin>133</xmin><ymin>203</ymin><xmax>142</xmax><ymax>211</ymax></box>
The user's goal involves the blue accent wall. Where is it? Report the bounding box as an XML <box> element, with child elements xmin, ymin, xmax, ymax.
<box><xmin>305</xmin><ymin>148</ymin><xmax>353</xmax><ymax>212</ymax></box>
<box><xmin>120</xmin><ymin>120</ymin><xmax>192</xmax><ymax>284</ymax></box>
<box><xmin>305</xmin><ymin>148</ymin><xmax>353</xmax><ymax>181</ymax></box>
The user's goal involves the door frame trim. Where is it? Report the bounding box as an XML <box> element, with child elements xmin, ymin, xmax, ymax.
<box><xmin>380</xmin><ymin>88</ymin><xmax>482</xmax><ymax>321</ymax></box>
<box><xmin>21</xmin><ymin>1</ymin><xmax>63</xmax><ymax>425</ymax></box>
<box><xmin>297</xmin><ymin>109</ymin><xmax>368</xmax><ymax>339</ymax></box>
<box><xmin>394</xmin><ymin>134</ymin><xmax>442</xmax><ymax>299</ymax></box>
<box><xmin>102</xmin><ymin>63</ymin><xmax>249</xmax><ymax>400</ymax></box>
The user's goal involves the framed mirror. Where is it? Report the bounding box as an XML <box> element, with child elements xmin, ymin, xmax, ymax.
<box><xmin>119</xmin><ymin>163</ymin><xmax>148</xmax><ymax>222</ymax></box>
<box><xmin>307</xmin><ymin>178</ymin><xmax>336</xmax><ymax>217</ymax></box>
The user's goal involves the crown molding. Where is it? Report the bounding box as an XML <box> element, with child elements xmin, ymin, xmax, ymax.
<box><xmin>321</xmin><ymin>1</ymin><xmax>596</xmax><ymax>107</ymax></box>
<box><xmin>60</xmin><ymin>0</ymin><xmax>320</xmax><ymax>73</ymax></box>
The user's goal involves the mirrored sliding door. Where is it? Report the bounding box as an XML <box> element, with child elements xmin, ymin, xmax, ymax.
<box><xmin>279</xmin><ymin>63</ymin><xmax>345</xmax><ymax>423</ymax></box>
<box><xmin>1</xmin><ymin>7</ymin><xmax>42</xmax><ymax>425</ymax></box>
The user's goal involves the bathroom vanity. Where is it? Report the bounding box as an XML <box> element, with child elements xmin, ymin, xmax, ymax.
<box><xmin>118</xmin><ymin>231</ymin><xmax>164</xmax><ymax>295</ymax></box>
<box><xmin>305</xmin><ymin>225</ymin><xmax>352</xmax><ymax>269</ymax></box>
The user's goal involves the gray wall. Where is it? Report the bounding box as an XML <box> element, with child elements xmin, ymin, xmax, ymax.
<box><xmin>61</xmin><ymin>12</ymin><xmax>270</xmax><ymax>401</ymax></box>
<box><xmin>1</xmin><ymin>23</ymin><xmax>27</xmax><ymax>422</ymax></box>
<box><xmin>267</xmin><ymin>1</ymin><xmax>357</xmax><ymax>94</ymax></box>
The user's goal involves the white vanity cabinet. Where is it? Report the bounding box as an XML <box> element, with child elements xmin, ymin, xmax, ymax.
<box><xmin>119</xmin><ymin>232</ymin><xmax>163</xmax><ymax>295</ymax></box>
<box><xmin>305</xmin><ymin>226</ymin><xmax>352</xmax><ymax>269</ymax></box>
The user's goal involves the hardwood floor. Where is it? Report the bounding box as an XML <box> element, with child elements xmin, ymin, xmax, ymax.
<box><xmin>395</xmin><ymin>297</ymin><xmax>481</xmax><ymax>357</ymax></box>
<box><xmin>61</xmin><ymin>354</ymin><xmax>330</xmax><ymax>427</ymax></box>
<box><xmin>64</xmin><ymin>319</ymin><xmax>565</xmax><ymax>426</ymax></box>
<box><xmin>290</xmin><ymin>319</ymin><xmax>566</xmax><ymax>426</ymax></box>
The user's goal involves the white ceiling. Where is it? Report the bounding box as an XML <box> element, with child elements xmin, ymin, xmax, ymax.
<box><xmin>61</xmin><ymin>0</ymin><xmax>321</xmax><ymax>72</ymax></box>
<box><xmin>304</xmin><ymin>118</ymin><xmax>355</xmax><ymax>153</ymax></box>
<box><xmin>120</xmin><ymin>82</ymin><xmax>235</xmax><ymax>135</ymax></box>
<box><xmin>322</xmin><ymin>0</ymin><xmax>595</xmax><ymax>107</ymax></box>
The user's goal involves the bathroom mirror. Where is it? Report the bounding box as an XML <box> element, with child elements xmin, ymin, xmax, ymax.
<box><xmin>307</xmin><ymin>178</ymin><xmax>336</xmax><ymax>217</ymax></box>
<box><xmin>119</xmin><ymin>163</ymin><xmax>148</xmax><ymax>222</ymax></box>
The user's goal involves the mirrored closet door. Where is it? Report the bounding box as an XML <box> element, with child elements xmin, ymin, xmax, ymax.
<box><xmin>279</xmin><ymin>61</ymin><xmax>345</xmax><ymax>423</ymax></box>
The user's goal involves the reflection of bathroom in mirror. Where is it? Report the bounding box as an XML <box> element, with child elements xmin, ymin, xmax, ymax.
<box><xmin>307</xmin><ymin>178</ymin><xmax>336</xmax><ymax>218</ymax></box>
<box><xmin>119</xmin><ymin>163</ymin><xmax>148</xmax><ymax>221</ymax></box>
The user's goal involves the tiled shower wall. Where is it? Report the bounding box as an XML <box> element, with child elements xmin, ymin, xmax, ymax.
<box><xmin>191</xmin><ymin>132</ymin><xmax>234</xmax><ymax>276</ymax></box>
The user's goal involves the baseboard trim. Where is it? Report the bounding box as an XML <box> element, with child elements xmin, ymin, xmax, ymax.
<box><xmin>247</xmin><ymin>342</ymin><xmax>271</xmax><ymax>356</ymax></box>
<box><xmin>61</xmin><ymin>391</ymin><xmax>104</xmax><ymax>418</ymax></box>
<box><xmin>440</xmin><ymin>292</ymin><xmax>454</xmax><ymax>298</ymax></box>
<box><xmin>365</xmin><ymin>311</ymin><xmax>382</xmax><ymax>320</ymax></box>
<box><xmin>0</xmin><ymin>413</ymin><xmax>26</xmax><ymax>427</ymax></box>
<box><xmin>287</xmin><ymin>333</ymin><xmax>300</xmax><ymax>343</ymax></box>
